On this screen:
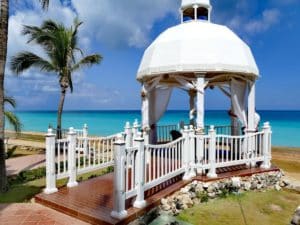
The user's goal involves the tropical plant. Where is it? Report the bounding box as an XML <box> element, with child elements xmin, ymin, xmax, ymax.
<box><xmin>4</xmin><ymin>96</ymin><xmax>22</xmax><ymax>133</ymax></box>
<box><xmin>10</xmin><ymin>19</ymin><xmax>102</xmax><ymax>137</ymax></box>
<box><xmin>0</xmin><ymin>0</ymin><xmax>49</xmax><ymax>192</ymax></box>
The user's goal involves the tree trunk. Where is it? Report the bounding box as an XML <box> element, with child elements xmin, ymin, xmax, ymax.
<box><xmin>0</xmin><ymin>0</ymin><xmax>9</xmax><ymax>193</ymax></box>
<box><xmin>57</xmin><ymin>88</ymin><xmax>66</xmax><ymax>139</ymax></box>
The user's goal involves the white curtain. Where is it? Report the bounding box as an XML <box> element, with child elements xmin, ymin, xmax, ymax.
<box><xmin>149</xmin><ymin>87</ymin><xmax>173</xmax><ymax>126</ymax></box>
<box><xmin>149</xmin><ymin>87</ymin><xmax>173</xmax><ymax>144</ymax></box>
<box><xmin>230</xmin><ymin>79</ymin><xmax>248</xmax><ymax>127</ymax></box>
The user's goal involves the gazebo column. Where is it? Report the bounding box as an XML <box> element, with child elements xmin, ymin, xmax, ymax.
<box><xmin>189</xmin><ymin>90</ymin><xmax>196</xmax><ymax>126</ymax></box>
<box><xmin>141</xmin><ymin>85</ymin><xmax>150</xmax><ymax>145</ymax></box>
<box><xmin>247</xmin><ymin>81</ymin><xmax>256</xmax><ymax>167</ymax></box>
<box><xmin>196</xmin><ymin>73</ymin><xmax>205</xmax><ymax>130</ymax></box>
<box><xmin>195</xmin><ymin>74</ymin><xmax>205</xmax><ymax>175</ymax></box>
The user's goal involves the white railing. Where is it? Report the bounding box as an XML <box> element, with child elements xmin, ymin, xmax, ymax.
<box><xmin>144</xmin><ymin>137</ymin><xmax>185</xmax><ymax>191</ymax></box>
<box><xmin>44</xmin><ymin>125</ymin><xmax>123</xmax><ymax>194</ymax></box>
<box><xmin>111</xmin><ymin>122</ymin><xmax>272</xmax><ymax>219</ymax></box>
<box><xmin>55</xmin><ymin>138</ymin><xmax>69</xmax><ymax>180</ymax></box>
<box><xmin>76</xmin><ymin>136</ymin><xmax>116</xmax><ymax>176</ymax></box>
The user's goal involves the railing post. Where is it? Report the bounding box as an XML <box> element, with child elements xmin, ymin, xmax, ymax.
<box><xmin>67</xmin><ymin>127</ymin><xmax>78</xmax><ymax>188</ymax></box>
<box><xmin>261</xmin><ymin>122</ymin><xmax>272</xmax><ymax>169</ymax></box>
<box><xmin>188</xmin><ymin>125</ymin><xmax>196</xmax><ymax>178</ymax></box>
<box><xmin>83</xmin><ymin>123</ymin><xmax>88</xmax><ymax>156</ymax></box>
<box><xmin>133</xmin><ymin>133</ymin><xmax>146</xmax><ymax>208</ymax></box>
<box><xmin>111</xmin><ymin>135</ymin><xmax>127</xmax><ymax>219</ymax></box>
<box><xmin>132</xmin><ymin>119</ymin><xmax>140</xmax><ymax>140</ymax></box>
<box><xmin>182</xmin><ymin>126</ymin><xmax>191</xmax><ymax>180</ymax></box>
<box><xmin>44</xmin><ymin>128</ymin><xmax>58</xmax><ymax>194</ymax></box>
<box><xmin>195</xmin><ymin>127</ymin><xmax>204</xmax><ymax>174</ymax></box>
<box><xmin>207</xmin><ymin>126</ymin><xmax>217</xmax><ymax>178</ymax></box>
<box><xmin>125</xmin><ymin>122</ymin><xmax>132</xmax><ymax>148</ymax></box>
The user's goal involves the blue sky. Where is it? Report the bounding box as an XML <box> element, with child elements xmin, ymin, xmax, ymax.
<box><xmin>7</xmin><ymin>0</ymin><xmax>300</xmax><ymax>110</ymax></box>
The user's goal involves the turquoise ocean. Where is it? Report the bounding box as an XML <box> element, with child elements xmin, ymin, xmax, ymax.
<box><xmin>11</xmin><ymin>110</ymin><xmax>300</xmax><ymax>147</ymax></box>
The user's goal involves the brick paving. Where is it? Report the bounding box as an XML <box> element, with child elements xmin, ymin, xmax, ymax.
<box><xmin>0</xmin><ymin>203</ymin><xmax>89</xmax><ymax>225</ymax></box>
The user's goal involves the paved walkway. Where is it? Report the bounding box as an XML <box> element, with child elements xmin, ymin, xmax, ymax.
<box><xmin>0</xmin><ymin>203</ymin><xmax>89</xmax><ymax>225</ymax></box>
<box><xmin>6</xmin><ymin>154</ymin><xmax>46</xmax><ymax>176</ymax></box>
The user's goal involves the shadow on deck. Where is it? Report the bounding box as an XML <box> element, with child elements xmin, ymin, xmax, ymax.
<box><xmin>35</xmin><ymin>165</ymin><xmax>279</xmax><ymax>225</ymax></box>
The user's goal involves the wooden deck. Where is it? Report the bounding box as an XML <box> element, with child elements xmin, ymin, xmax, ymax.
<box><xmin>35</xmin><ymin>165</ymin><xmax>279</xmax><ymax>225</ymax></box>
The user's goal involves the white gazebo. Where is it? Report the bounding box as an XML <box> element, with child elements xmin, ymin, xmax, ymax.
<box><xmin>137</xmin><ymin>0</ymin><xmax>259</xmax><ymax>144</ymax></box>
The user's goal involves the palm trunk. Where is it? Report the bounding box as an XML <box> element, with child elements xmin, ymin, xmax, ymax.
<box><xmin>0</xmin><ymin>0</ymin><xmax>9</xmax><ymax>193</ymax></box>
<box><xmin>57</xmin><ymin>88</ymin><xmax>66</xmax><ymax>139</ymax></box>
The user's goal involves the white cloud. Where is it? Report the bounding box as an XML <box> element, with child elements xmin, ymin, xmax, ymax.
<box><xmin>244</xmin><ymin>9</ymin><xmax>280</xmax><ymax>34</ymax></box>
<box><xmin>71</xmin><ymin>0</ymin><xmax>179</xmax><ymax>48</ymax></box>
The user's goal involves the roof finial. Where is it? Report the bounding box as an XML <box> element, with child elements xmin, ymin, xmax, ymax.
<box><xmin>180</xmin><ymin>0</ymin><xmax>212</xmax><ymax>23</ymax></box>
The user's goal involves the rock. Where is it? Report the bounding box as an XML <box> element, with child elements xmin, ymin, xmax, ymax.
<box><xmin>208</xmin><ymin>192</ymin><xmax>216</xmax><ymax>199</ymax></box>
<box><xmin>243</xmin><ymin>182</ymin><xmax>251</xmax><ymax>191</ymax></box>
<box><xmin>231</xmin><ymin>177</ymin><xmax>241</xmax><ymax>189</ymax></box>
<box><xmin>257</xmin><ymin>183</ymin><xmax>263</xmax><ymax>190</ymax></box>
<box><xmin>180</xmin><ymin>187</ymin><xmax>189</xmax><ymax>194</ymax></box>
<box><xmin>203</xmin><ymin>183</ymin><xmax>209</xmax><ymax>190</ymax></box>
<box><xmin>195</xmin><ymin>184</ymin><xmax>204</xmax><ymax>193</ymax></box>
<box><xmin>251</xmin><ymin>181</ymin><xmax>258</xmax><ymax>190</ymax></box>
<box><xmin>207</xmin><ymin>185</ymin><xmax>215</xmax><ymax>193</ymax></box>
<box><xmin>181</xmin><ymin>194</ymin><xmax>193</xmax><ymax>207</ymax></box>
<box><xmin>161</xmin><ymin>203</ymin><xmax>171</xmax><ymax>211</ymax></box>
<box><xmin>275</xmin><ymin>184</ymin><xmax>282</xmax><ymax>191</ymax></box>
<box><xmin>290</xmin><ymin>206</ymin><xmax>300</xmax><ymax>225</ymax></box>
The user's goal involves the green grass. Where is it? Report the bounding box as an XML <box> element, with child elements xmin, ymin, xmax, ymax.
<box><xmin>0</xmin><ymin>167</ymin><xmax>113</xmax><ymax>203</ymax></box>
<box><xmin>177</xmin><ymin>190</ymin><xmax>300</xmax><ymax>225</ymax></box>
<box><xmin>6</xmin><ymin>131</ymin><xmax>45</xmax><ymax>142</ymax></box>
<box><xmin>272</xmin><ymin>158</ymin><xmax>300</xmax><ymax>173</ymax></box>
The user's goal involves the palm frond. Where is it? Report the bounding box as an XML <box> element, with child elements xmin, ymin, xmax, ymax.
<box><xmin>4</xmin><ymin>96</ymin><xmax>16</xmax><ymax>108</ymax></box>
<box><xmin>10</xmin><ymin>52</ymin><xmax>55</xmax><ymax>75</ymax></box>
<box><xmin>5</xmin><ymin>111</ymin><xmax>22</xmax><ymax>133</ymax></box>
<box><xmin>72</xmin><ymin>54</ymin><xmax>102</xmax><ymax>72</ymax></box>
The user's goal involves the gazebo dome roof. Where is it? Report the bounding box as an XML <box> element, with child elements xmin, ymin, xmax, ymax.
<box><xmin>137</xmin><ymin>21</ymin><xmax>259</xmax><ymax>82</ymax></box>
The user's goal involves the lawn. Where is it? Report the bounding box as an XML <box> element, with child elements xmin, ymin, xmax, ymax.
<box><xmin>177</xmin><ymin>190</ymin><xmax>300</xmax><ymax>225</ymax></box>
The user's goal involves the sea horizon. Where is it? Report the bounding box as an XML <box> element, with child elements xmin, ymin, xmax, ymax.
<box><xmin>8</xmin><ymin>110</ymin><xmax>300</xmax><ymax>148</ymax></box>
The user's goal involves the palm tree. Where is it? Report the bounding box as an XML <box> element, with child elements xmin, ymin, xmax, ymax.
<box><xmin>0</xmin><ymin>0</ymin><xmax>49</xmax><ymax>192</ymax></box>
<box><xmin>10</xmin><ymin>19</ymin><xmax>102</xmax><ymax>137</ymax></box>
<box><xmin>4</xmin><ymin>96</ymin><xmax>22</xmax><ymax>133</ymax></box>
<box><xmin>0</xmin><ymin>0</ymin><xmax>9</xmax><ymax>192</ymax></box>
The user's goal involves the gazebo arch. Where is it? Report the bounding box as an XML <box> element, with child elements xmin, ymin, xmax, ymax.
<box><xmin>137</xmin><ymin>0</ymin><xmax>259</xmax><ymax>144</ymax></box>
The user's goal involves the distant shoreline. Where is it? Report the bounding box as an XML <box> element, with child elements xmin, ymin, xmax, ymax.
<box><xmin>5</xmin><ymin>129</ymin><xmax>300</xmax><ymax>149</ymax></box>
<box><xmin>14</xmin><ymin>109</ymin><xmax>300</xmax><ymax>113</ymax></box>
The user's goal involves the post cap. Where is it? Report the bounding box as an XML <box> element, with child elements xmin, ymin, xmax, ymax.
<box><xmin>46</xmin><ymin>128</ymin><xmax>54</xmax><ymax>136</ymax></box>
<box><xmin>125</xmin><ymin>121</ymin><xmax>131</xmax><ymax>129</ymax></box>
<box><xmin>115</xmin><ymin>133</ymin><xmax>125</xmax><ymax>145</ymax></box>
<box><xmin>133</xmin><ymin>119</ymin><xmax>139</xmax><ymax>128</ymax></box>
<box><xmin>263</xmin><ymin>122</ymin><xmax>270</xmax><ymax>129</ymax></box>
<box><xmin>209</xmin><ymin>125</ymin><xmax>215</xmax><ymax>132</ymax></box>
<box><xmin>68</xmin><ymin>127</ymin><xmax>76</xmax><ymax>135</ymax></box>
<box><xmin>134</xmin><ymin>132</ymin><xmax>144</xmax><ymax>141</ymax></box>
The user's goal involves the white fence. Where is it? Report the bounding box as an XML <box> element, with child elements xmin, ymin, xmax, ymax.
<box><xmin>111</xmin><ymin>122</ymin><xmax>272</xmax><ymax>219</ymax></box>
<box><xmin>44</xmin><ymin>125</ymin><xmax>121</xmax><ymax>194</ymax></box>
